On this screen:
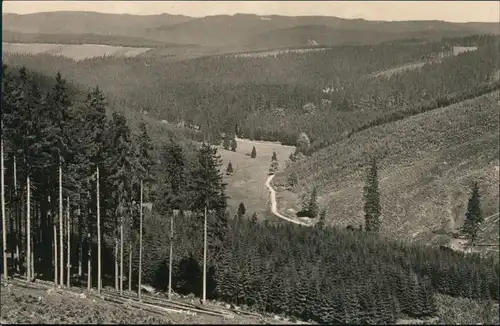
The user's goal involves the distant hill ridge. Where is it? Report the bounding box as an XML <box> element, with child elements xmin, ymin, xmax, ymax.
<box><xmin>3</xmin><ymin>11</ymin><xmax>498</xmax><ymax>49</ymax></box>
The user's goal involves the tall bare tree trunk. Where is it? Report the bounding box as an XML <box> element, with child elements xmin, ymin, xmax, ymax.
<box><xmin>120</xmin><ymin>206</ymin><xmax>124</xmax><ymax>295</ymax></box>
<box><xmin>14</xmin><ymin>157</ymin><xmax>20</xmax><ymax>275</ymax></box>
<box><xmin>87</xmin><ymin>232</ymin><xmax>91</xmax><ymax>292</ymax></box>
<box><xmin>31</xmin><ymin>201</ymin><xmax>35</xmax><ymax>279</ymax></box>
<box><xmin>115</xmin><ymin>236</ymin><xmax>118</xmax><ymax>291</ymax></box>
<box><xmin>168</xmin><ymin>210</ymin><xmax>174</xmax><ymax>300</ymax></box>
<box><xmin>86</xmin><ymin>185</ymin><xmax>91</xmax><ymax>291</ymax></box>
<box><xmin>78</xmin><ymin>237</ymin><xmax>83</xmax><ymax>277</ymax></box>
<box><xmin>26</xmin><ymin>176</ymin><xmax>31</xmax><ymax>282</ymax></box>
<box><xmin>96</xmin><ymin>167</ymin><xmax>101</xmax><ymax>293</ymax></box>
<box><xmin>138</xmin><ymin>180</ymin><xmax>143</xmax><ymax>300</ymax></box>
<box><xmin>30</xmin><ymin>251</ymin><xmax>34</xmax><ymax>281</ymax></box>
<box><xmin>202</xmin><ymin>204</ymin><xmax>207</xmax><ymax>305</ymax></box>
<box><xmin>9</xmin><ymin>158</ymin><xmax>15</xmax><ymax>273</ymax></box>
<box><xmin>59</xmin><ymin>163</ymin><xmax>64</xmax><ymax>286</ymax></box>
<box><xmin>128</xmin><ymin>201</ymin><xmax>132</xmax><ymax>293</ymax></box>
<box><xmin>128</xmin><ymin>242</ymin><xmax>132</xmax><ymax>292</ymax></box>
<box><xmin>1</xmin><ymin>139</ymin><xmax>7</xmax><ymax>280</ymax></box>
<box><xmin>51</xmin><ymin>195</ymin><xmax>58</xmax><ymax>285</ymax></box>
<box><xmin>66</xmin><ymin>196</ymin><xmax>71</xmax><ymax>287</ymax></box>
<box><xmin>78</xmin><ymin>197</ymin><xmax>82</xmax><ymax>278</ymax></box>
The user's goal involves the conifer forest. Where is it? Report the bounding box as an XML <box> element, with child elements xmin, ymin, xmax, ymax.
<box><xmin>1</xmin><ymin>4</ymin><xmax>499</xmax><ymax>325</ymax></box>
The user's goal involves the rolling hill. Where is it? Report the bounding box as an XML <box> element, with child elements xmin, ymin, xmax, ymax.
<box><xmin>273</xmin><ymin>92</ymin><xmax>499</xmax><ymax>249</ymax></box>
<box><xmin>1</xmin><ymin>11</ymin><xmax>192</xmax><ymax>36</ymax></box>
<box><xmin>1</xmin><ymin>30</ymin><xmax>187</xmax><ymax>48</ymax></box>
<box><xmin>3</xmin><ymin>11</ymin><xmax>498</xmax><ymax>51</ymax></box>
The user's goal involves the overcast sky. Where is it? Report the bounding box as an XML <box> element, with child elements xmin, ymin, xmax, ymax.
<box><xmin>2</xmin><ymin>1</ymin><xmax>499</xmax><ymax>23</ymax></box>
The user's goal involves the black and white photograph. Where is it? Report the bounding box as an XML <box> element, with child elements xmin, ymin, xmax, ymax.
<box><xmin>1</xmin><ymin>1</ymin><xmax>499</xmax><ymax>324</ymax></box>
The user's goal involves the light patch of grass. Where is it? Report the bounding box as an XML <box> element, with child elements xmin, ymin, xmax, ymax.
<box><xmin>2</xmin><ymin>42</ymin><xmax>151</xmax><ymax>61</ymax></box>
<box><xmin>218</xmin><ymin>138</ymin><xmax>295</xmax><ymax>218</ymax></box>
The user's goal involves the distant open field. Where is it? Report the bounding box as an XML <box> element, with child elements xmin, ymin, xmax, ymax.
<box><xmin>229</xmin><ymin>47</ymin><xmax>330</xmax><ymax>58</ymax></box>
<box><xmin>371</xmin><ymin>46</ymin><xmax>478</xmax><ymax>78</ymax></box>
<box><xmin>2</xmin><ymin>42</ymin><xmax>152</xmax><ymax>61</ymax></box>
<box><xmin>218</xmin><ymin>138</ymin><xmax>295</xmax><ymax>219</ymax></box>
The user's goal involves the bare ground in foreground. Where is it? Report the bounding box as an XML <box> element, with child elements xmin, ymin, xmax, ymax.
<box><xmin>0</xmin><ymin>280</ymin><xmax>304</xmax><ymax>324</ymax></box>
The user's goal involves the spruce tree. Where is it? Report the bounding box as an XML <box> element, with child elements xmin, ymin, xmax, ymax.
<box><xmin>308</xmin><ymin>186</ymin><xmax>319</xmax><ymax>218</ymax></box>
<box><xmin>250</xmin><ymin>146</ymin><xmax>257</xmax><ymax>159</ymax></box>
<box><xmin>137</xmin><ymin>122</ymin><xmax>154</xmax><ymax>180</ymax></box>
<box><xmin>160</xmin><ymin>139</ymin><xmax>187</xmax><ymax>212</ymax></box>
<box><xmin>237</xmin><ymin>202</ymin><xmax>246</xmax><ymax>218</ymax></box>
<box><xmin>317</xmin><ymin>209</ymin><xmax>326</xmax><ymax>229</ymax></box>
<box><xmin>271</xmin><ymin>151</ymin><xmax>277</xmax><ymax>161</ymax></box>
<box><xmin>230</xmin><ymin>137</ymin><xmax>237</xmax><ymax>152</ymax></box>
<box><xmin>105</xmin><ymin>112</ymin><xmax>134</xmax><ymax>292</ymax></box>
<box><xmin>226</xmin><ymin>162</ymin><xmax>233</xmax><ymax>175</ymax></box>
<box><xmin>287</xmin><ymin>172</ymin><xmax>298</xmax><ymax>188</ymax></box>
<box><xmin>269</xmin><ymin>151</ymin><xmax>279</xmax><ymax>174</ymax></box>
<box><xmin>222</xmin><ymin>133</ymin><xmax>231</xmax><ymax>150</ymax></box>
<box><xmin>462</xmin><ymin>181</ymin><xmax>483</xmax><ymax>246</ymax></box>
<box><xmin>251</xmin><ymin>212</ymin><xmax>258</xmax><ymax>223</ymax></box>
<box><xmin>364</xmin><ymin>158</ymin><xmax>381</xmax><ymax>232</ymax></box>
<box><xmin>189</xmin><ymin>142</ymin><xmax>228</xmax><ymax>261</ymax></box>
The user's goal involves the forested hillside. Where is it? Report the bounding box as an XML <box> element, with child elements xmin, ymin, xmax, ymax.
<box><xmin>274</xmin><ymin>91</ymin><xmax>499</xmax><ymax>248</ymax></box>
<box><xmin>4</xmin><ymin>35</ymin><xmax>498</xmax><ymax>148</ymax></box>
<box><xmin>1</xmin><ymin>67</ymin><xmax>499</xmax><ymax>325</ymax></box>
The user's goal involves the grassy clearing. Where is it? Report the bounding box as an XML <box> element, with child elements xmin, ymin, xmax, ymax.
<box><xmin>371</xmin><ymin>61</ymin><xmax>427</xmax><ymax>78</ymax></box>
<box><xmin>371</xmin><ymin>46</ymin><xmax>479</xmax><ymax>78</ymax></box>
<box><xmin>218</xmin><ymin>138</ymin><xmax>295</xmax><ymax>218</ymax></box>
<box><xmin>229</xmin><ymin>47</ymin><xmax>330</xmax><ymax>58</ymax></box>
<box><xmin>275</xmin><ymin>92</ymin><xmax>499</xmax><ymax>247</ymax></box>
<box><xmin>2</xmin><ymin>42</ymin><xmax>152</xmax><ymax>61</ymax></box>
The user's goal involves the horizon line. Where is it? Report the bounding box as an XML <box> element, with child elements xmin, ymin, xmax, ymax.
<box><xmin>3</xmin><ymin>9</ymin><xmax>499</xmax><ymax>24</ymax></box>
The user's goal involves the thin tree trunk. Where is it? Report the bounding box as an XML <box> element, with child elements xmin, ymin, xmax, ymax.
<box><xmin>31</xmin><ymin>251</ymin><xmax>34</xmax><ymax>281</ymax></box>
<box><xmin>31</xmin><ymin>201</ymin><xmax>36</xmax><ymax>279</ymax></box>
<box><xmin>128</xmin><ymin>242</ymin><xmax>132</xmax><ymax>292</ymax></box>
<box><xmin>20</xmin><ymin>188</ymin><xmax>25</xmax><ymax>276</ymax></box>
<box><xmin>67</xmin><ymin>196</ymin><xmax>70</xmax><ymax>287</ymax></box>
<box><xmin>78</xmin><ymin>237</ymin><xmax>83</xmax><ymax>277</ymax></box>
<box><xmin>9</xmin><ymin>159</ymin><xmax>16</xmax><ymax>273</ymax></box>
<box><xmin>54</xmin><ymin>222</ymin><xmax>58</xmax><ymax>285</ymax></box>
<box><xmin>115</xmin><ymin>236</ymin><xmax>119</xmax><ymax>291</ymax></box>
<box><xmin>14</xmin><ymin>156</ymin><xmax>19</xmax><ymax>275</ymax></box>
<box><xmin>168</xmin><ymin>210</ymin><xmax>175</xmax><ymax>300</ymax></box>
<box><xmin>51</xmin><ymin>195</ymin><xmax>58</xmax><ymax>285</ymax></box>
<box><xmin>59</xmin><ymin>163</ymin><xmax>64</xmax><ymax>286</ymax></box>
<box><xmin>120</xmin><ymin>205</ymin><xmax>124</xmax><ymax>295</ymax></box>
<box><xmin>78</xmin><ymin>197</ymin><xmax>82</xmax><ymax>277</ymax></box>
<box><xmin>86</xmin><ymin>177</ymin><xmax>92</xmax><ymax>290</ymax></box>
<box><xmin>202</xmin><ymin>204</ymin><xmax>207</xmax><ymax>305</ymax></box>
<box><xmin>87</xmin><ymin>233</ymin><xmax>91</xmax><ymax>292</ymax></box>
<box><xmin>96</xmin><ymin>167</ymin><xmax>101</xmax><ymax>293</ymax></box>
<box><xmin>26</xmin><ymin>176</ymin><xmax>31</xmax><ymax>282</ymax></box>
<box><xmin>1</xmin><ymin>139</ymin><xmax>7</xmax><ymax>280</ymax></box>
<box><xmin>138</xmin><ymin>180</ymin><xmax>143</xmax><ymax>300</ymax></box>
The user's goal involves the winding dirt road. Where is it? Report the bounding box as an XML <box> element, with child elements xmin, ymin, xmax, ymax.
<box><xmin>265</xmin><ymin>174</ymin><xmax>311</xmax><ymax>227</ymax></box>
